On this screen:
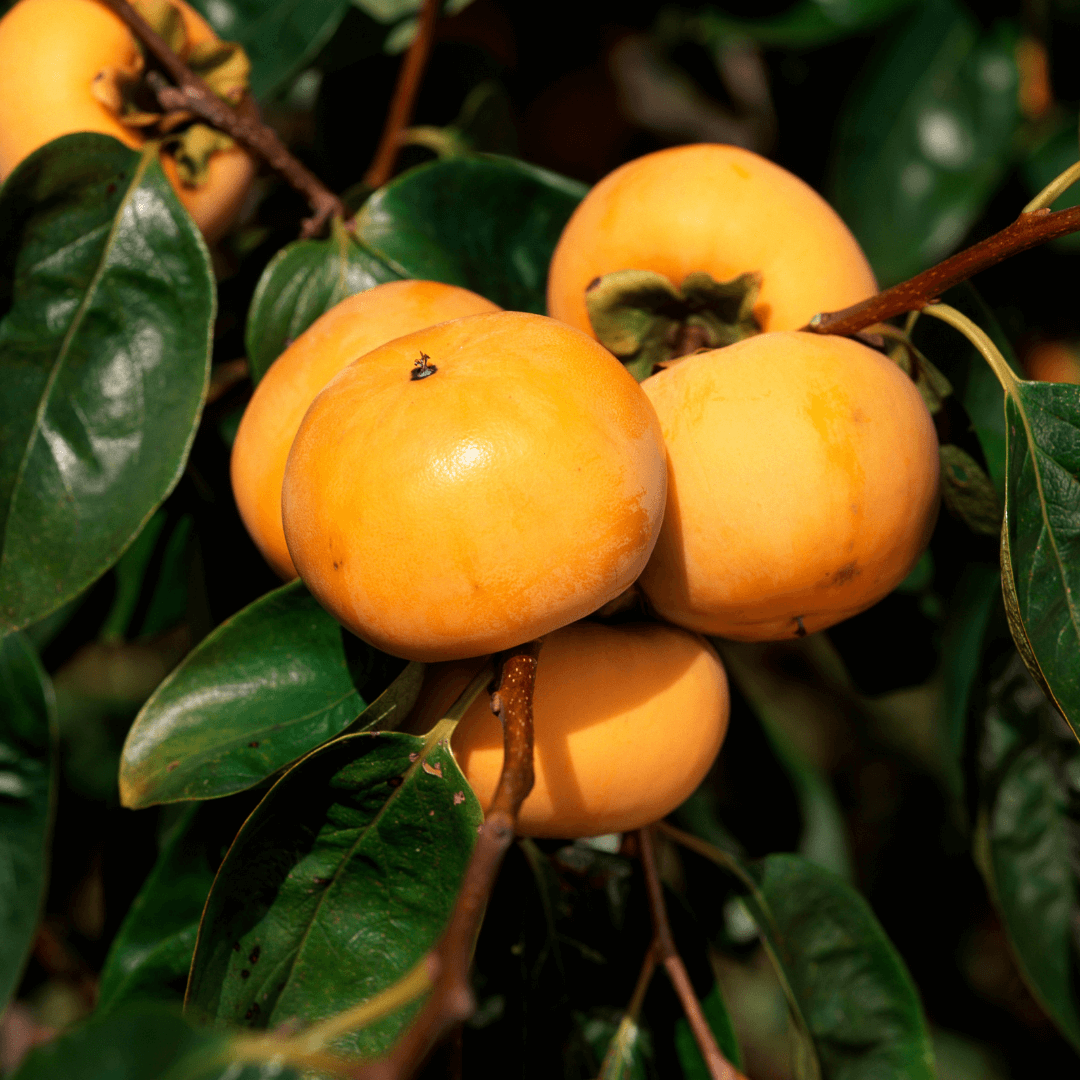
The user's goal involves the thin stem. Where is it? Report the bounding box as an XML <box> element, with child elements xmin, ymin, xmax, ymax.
<box><xmin>95</xmin><ymin>0</ymin><xmax>347</xmax><ymax>237</ymax></box>
<box><xmin>920</xmin><ymin>304</ymin><xmax>1020</xmax><ymax>397</ymax></box>
<box><xmin>638</xmin><ymin>828</ymin><xmax>740</xmax><ymax>1080</ymax></box>
<box><xmin>597</xmin><ymin>945</ymin><xmax>658</xmax><ymax>1079</ymax></box>
<box><xmin>364</xmin><ymin>0</ymin><xmax>442</xmax><ymax>189</ymax></box>
<box><xmin>806</xmin><ymin>204</ymin><xmax>1080</xmax><ymax>337</ymax></box>
<box><xmin>1024</xmin><ymin>158</ymin><xmax>1080</xmax><ymax>213</ymax></box>
<box><xmin>425</xmin><ymin>660</ymin><xmax>494</xmax><ymax>734</ymax></box>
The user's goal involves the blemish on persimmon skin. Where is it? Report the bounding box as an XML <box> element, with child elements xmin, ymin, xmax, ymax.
<box><xmin>731</xmin><ymin>163</ymin><xmax>751</xmax><ymax>179</ymax></box>
<box><xmin>831</xmin><ymin>561</ymin><xmax>859</xmax><ymax>586</ymax></box>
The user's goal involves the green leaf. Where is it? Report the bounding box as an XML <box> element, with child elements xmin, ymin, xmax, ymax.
<box><xmin>0</xmin><ymin>134</ymin><xmax>214</xmax><ymax>633</ymax></box>
<box><xmin>682</xmin><ymin>0</ymin><xmax>917</xmax><ymax>49</ymax></box>
<box><xmin>356</xmin><ymin>155</ymin><xmax>586</xmax><ymax>313</ymax></box>
<box><xmin>674</xmin><ymin>984</ymin><xmax>742</xmax><ymax>1077</ymax></box>
<box><xmin>939</xmin><ymin>444</ymin><xmax>1002</xmax><ymax>536</ymax></box>
<box><xmin>245</xmin><ymin>223</ymin><xmax>400</xmax><ymax>384</ymax></box>
<box><xmin>830</xmin><ymin>0</ymin><xmax>1020</xmax><ymax>285</ymax></box>
<box><xmin>0</xmin><ymin>632</ymin><xmax>56</xmax><ymax>1009</ymax></box>
<box><xmin>1021</xmin><ymin>121</ymin><xmax>1080</xmax><ymax>250</ymax></box>
<box><xmin>186</xmin><ymin>729</ymin><xmax>483</xmax><ymax>1057</ymax></box>
<box><xmin>1001</xmin><ymin>379</ymin><xmax>1080</xmax><ymax>735</ymax></box>
<box><xmin>119</xmin><ymin>579</ymin><xmax>420</xmax><ymax>808</ymax></box>
<box><xmin>10</xmin><ymin>1003</ymin><xmax>296</xmax><ymax>1080</ymax></box>
<box><xmin>975</xmin><ymin>652</ymin><xmax>1080</xmax><ymax>1050</ymax></box>
<box><xmin>97</xmin><ymin>797</ymin><xmax>256</xmax><ymax>1014</ymax></box>
<box><xmin>674</xmin><ymin>832</ymin><xmax>935</xmax><ymax>1080</ymax></box>
<box><xmin>186</xmin><ymin>0</ymin><xmax>350</xmax><ymax>100</ymax></box>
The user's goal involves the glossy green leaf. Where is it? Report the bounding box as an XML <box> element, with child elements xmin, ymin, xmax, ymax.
<box><xmin>186</xmin><ymin>0</ymin><xmax>350</xmax><ymax>100</ymax></box>
<box><xmin>10</xmin><ymin>1003</ymin><xmax>296</xmax><ymax>1080</ymax></box>
<box><xmin>686</xmin><ymin>0</ymin><xmax>917</xmax><ymax>49</ymax></box>
<box><xmin>186</xmin><ymin>729</ymin><xmax>482</xmax><ymax>1057</ymax></box>
<box><xmin>975</xmin><ymin>652</ymin><xmax>1080</xmax><ymax>1050</ymax></box>
<box><xmin>0</xmin><ymin>134</ymin><xmax>214</xmax><ymax>633</ymax></box>
<box><xmin>0</xmin><ymin>632</ymin><xmax>56</xmax><ymax>1009</ymax></box>
<box><xmin>356</xmin><ymin>155</ymin><xmax>586</xmax><ymax>313</ymax></box>
<box><xmin>120</xmin><ymin>579</ymin><xmax>419</xmax><ymax>808</ymax></box>
<box><xmin>1000</xmin><ymin>379</ymin><xmax>1080</xmax><ymax>736</ymax></box>
<box><xmin>830</xmin><ymin>0</ymin><xmax>1020</xmax><ymax>285</ymax></box>
<box><xmin>676</xmin><ymin>833</ymin><xmax>935</xmax><ymax>1080</ymax></box>
<box><xmin>245</xmin><ymin>222</ymin><xmax>400</xmax><ymax>384</ymax></box>
<box><xmin>97</xmin><ymin>797</ymin><xmax>257</xmax><ymax>1014</ymax></box>
<box><xmin>674</xmin><ymin>983</ymin><xmax>742</xmax><ymax>1078</ymax></box>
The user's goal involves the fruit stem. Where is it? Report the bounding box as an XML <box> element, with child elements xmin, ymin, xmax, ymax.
<box><xmin>920</xmin><ymin>304</ymin><xmax>1020</xmax><ymax>400</ymax></box>
<box><xmin>1023</xmin><ymin>158</ymin><xmax>1080</xmax><ymax>213</ymax></box>
<box><xmin>806</xmin><ymin>201</ymin><xmax>1080</xmax><ymax>338</ymax></box>
<box><xmin>422</xmin><ymin>660</ymin><xmax>494</xmax><ymax>737</ymax></box>
<box><xmin>638</xmin><ymin>826</ymin><xmax>743</xmax><ymax>1080</ymax></box>
<box><xmin>364</xmin><ymin>0</ymin><xmax>442</xmax><ymax>190</ymax></box>
<box><xmin>96</xmin><ymin>0</ymin><xmax>348</xmax><ymax>237</ymax></box>
<box><xmin>597</xmin><ymin>944</ymin><xmax>658</xmax><ymax>1078</ymax></box>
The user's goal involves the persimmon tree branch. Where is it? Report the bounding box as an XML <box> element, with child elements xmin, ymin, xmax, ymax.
<box><xmin>364</xmin><ymin>0</ymin><xmax>442</xmax><ymax>189</ymax></box>
<box><xmin>341</xmin><ymin>639</ymin><xmax>542</xmax><ymax>1080</ymax></box>
<box><xmin>95</xmin><ymin>0</ymin><xmax>348</xmax><ymax>237</ymax></box>
<box><xmin>805</xmin><ymin>204</ymin><xmax>1080</xmax><ymax>337</ymax></box>
<box><xmin>638</xmin><ymin>827</ymin><xmax>744</xmax><ymax>1080</ymax></box>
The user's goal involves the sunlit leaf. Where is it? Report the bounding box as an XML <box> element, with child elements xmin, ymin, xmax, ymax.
<box><xmin>0</xmin><ymin>632</ymin><xmax>56</xmax><ymax>1009</ymax></box>
<box><xmin>0</xmin><ymin>134</ymin><xmax>214</xmax><ymax>633</ymax></box>
<box><xmin>186</xmin><ymin>728</ymin><xmax>482</xmax><ymax>1057</ymax></box>
<box><xmin>119</xmin><ymin>579</ymin><xmax>419</xmax><ymax>808</ymax></box>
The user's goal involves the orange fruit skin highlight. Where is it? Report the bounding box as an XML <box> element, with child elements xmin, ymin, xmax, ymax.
<box><xmin>546</xmin><ymin>144</ymin><xmax>877</xmax><ymax>336</ymax></box>
<box><xmin>231</xmin><ymin>281</ymin><xmax>501</xmax><ymax>580</ymax></box>
<box><xmin>281</xmin><ymin>311</ymin><xmax>668</xmax><ymax>662</ymax></box>
<box><xmin>638</xmin><ymin>331</ymin><xmax>940</xmax><ymax>641</ymax></box>
<box><xmin>0</xmin><ymin>0</ymin><xmax>255</xmax><ymax>241</ymax></box>
<box><xmin>447</xmin><ymin>621</ymin><xmax>730</xmax><ymax>839</ymax></box>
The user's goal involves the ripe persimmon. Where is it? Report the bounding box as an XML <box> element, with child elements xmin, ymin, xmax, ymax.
<box><xmin>638</xmin><ymin>331</ymin><xmax>939</xmax><ymax>641</ymax></box>
<box><xmin>1022</xmin><ymin>340</ymin><xmax>1080</xmax><ymax>384</ymax></box>
<box><xmin>231</xmin><ymin>280</ymin><xmax>500</xmax><ymax>580</ymax></box>
<box><xmin>0</xmin><ymin>0</ymin><xmax>256</xmax><ymax>241</ymax></box>
<box><xmin>281</xmin><ymin>311</ymin><xmax>668</xmax><ymax>662</ymax></box>
<box><xmin>445</xmin><ymin>621</ymin><xmax>729</xmax><ymax>838</ymax></box>
<box><xmin>547</xmin><ymin>144</ymin><xmax>876</xmax><ymax>348</ymax></box>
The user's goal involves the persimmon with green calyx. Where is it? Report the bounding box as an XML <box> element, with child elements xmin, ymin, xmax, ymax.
<box><xmin>231</xmin><ymin>280</ymin><xmax>501</xmax><ymax>580</ymax></box>
<box><xmin>0</xmin><ymin>0</ymin><xmax>256</xmax><ymax>242</ymax></box>
<box><xmin>281</xmin><ymin>311</ymin><xmax>668</xmax><ymax>663</ymax></box>
<box><xmin>638</xmin><ymin>331</ymin><xmax>940</xmax><ymax>641</ymax></box>
<box><xmin>440</xmin><ymin>621</ymin><xmax>729</xmax><ymax>838</ymax></box>
<box><xmin>546</xmin><ymin>144</ymin><xmax>877</xmax><ymax>375</ymax></box>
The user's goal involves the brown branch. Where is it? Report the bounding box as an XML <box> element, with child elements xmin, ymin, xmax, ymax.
<box><xmin>94</xmin><ymin>0</ymin><xmax>348</xmax><ymax>237</ymax></box>
<box><xmin>345</xmin><ymin>639</ymin><xmax>542</xmax><ymax>1080</ymax></box>
<box><xmin>638</xmin><ymin>827</ymin><xmax>744</xmax><ymax>1080</ymax></box>
<box><xmin>806</xmin><ymin>204</ymin><xmax>1080</xmax><ymax>337</ymax></box>
<box><xmin>364</xmin><ymin>0</ymin><xmax>442</xmax><ymax>189</ymax></box>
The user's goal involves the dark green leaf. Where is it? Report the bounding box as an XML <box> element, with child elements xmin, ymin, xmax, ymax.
<box><xmin>1001</xmin><ymin>379</ymin><xmax>1080</xmax><ymax>735</ymax></box>
<box><xmin>939</xmin><ymin>444</ymin><xmax>1002</xmax><ymax>536</ymax></box>
<box><xmin>674</xmin><ymin>983</ymin><xmax>742</xmax><ymax>1077</ymax></box>
<box><xmin>186</xmin><ymin>729</ymin><xmax>483</xmax><ymax>1057</ymax></box>
<box><xmin>0</xmin><ymin>632</ymin><xmax>56</xmax><ymax>1009</ymax></box>
<box><xmin>245</xmin><ymin>223</ymin><xmax>400</xmax><ymax>384</ymax></box>
<box><xmin>0</xmin><ymin>134</ymin><xmax>214</xmax><ymax>633</ymax></box>
<box><xmin>680</xmin><ymin>0</ymin><xmax>917</xmax><ymax>49</ymax></box>
<box><xmin>186</xmin><ymin>0</ymin><xmax>349</xmax><ymax>100</ymax></box>
<box><xmin>1021</xmin><ymin>121</ymin><xmax>1080</xmax><ymax>250</ymax></box>
<box><xmin>975</xmin><ymin>652</ymin><xmax>1080</xmax><ymax>1050</ymax></box>
<box><xmin>830</xmin><ymin>0</ymin><xmax>1020</xmax><ymax>285</ymax></box>
<box><xmin>355</xmin><ymin>155</ymin><xmax>586</xmax><ymax>313</ymax></box>
<box><xmin>674</xmin><ymin>831</ymin><xmax>935</xmax><ymax>1080</ymax></box>
<box><xmin>97</xmin><ymin>797</ymin><xmax>257</xmax><ymax>1014</ymax></box>
<box><xmin>119</xmin><ymin>579</ymin><xmax>419</xmax><ymax>808</ymax></box>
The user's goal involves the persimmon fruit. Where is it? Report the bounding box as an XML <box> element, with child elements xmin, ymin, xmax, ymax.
<box><xmin>281</xmin><ymin>311</ymin><xmax>668</xmax><ymax>663</ymax></box>
<box><xmin>546</xmin><ymin>143</ymin><xmax>877</xmax><ymax>339</ymax></box>
<box><xmin>638</xmin><ymin>331</ymin><xmax>940</xmax><ymax>641</ymax></box>
<box><xmin>421</xmin><ymin>621</ymin><xmax>730</xmax><ymax>838</ymax></box>
<box><xmin>0</xmin><ymin>0</ymin><xmax>256</xmax><ymax>241</ymax></box>
<box><xmin>231</xmin><ymin>280</ymin><xmax>501</xmax><ymax>580</ymax></box>
<box><xmin>1022</xmin><ymin>340</ymin><xmax>1080</xmax><ymax>384</ymax></box>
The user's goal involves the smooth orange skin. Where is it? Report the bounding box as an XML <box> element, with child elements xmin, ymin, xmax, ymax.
<box><xmin>0</xmin><ymin>0</ymin><xmax>256</xmax><ymax>241</ymax></box>
<box><xmin>547</xmin><ymin>144</ymin><xmax>877</xmax><ymax>337</ymax></box>
<box><xmin>638</xmin><ymin>331</ymin><xmax>940</xmax><ymax>641</ymax></box>
<box><xmin>1023</xmin><ymin>341</ymin><xmax>1080</xmax><ymax>384</ymax></box>
<box><xmin>446</xmin><ymin>621</ymin><xmax>730</xmax><ymax>838</ymax></box>
<box><xmin>282</xmin><ymin>311</ymin><xmax>668</xmax><ymax>662</ymax></box>
<box><xmin>231</xmin><ymin>281</ymin><xmax>501</xmax><ymax>580</ymax></box>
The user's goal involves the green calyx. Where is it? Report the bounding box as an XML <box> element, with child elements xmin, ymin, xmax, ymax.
<box><xmin>88</xmin><ymin>0</ymin><xmax>252</xmax><ymax>189</ymax></box>
<box><xmin>585</xmin><ymin>269</ymin><xmax>763</xmax><ymax>381</ymax></box>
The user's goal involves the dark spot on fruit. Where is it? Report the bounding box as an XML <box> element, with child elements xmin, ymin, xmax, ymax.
<box><xmin>333</xmin><ymin>560</ymin><xmax>340</xmax><ymax>570</ymax></box>
<box><xmin>832</xmin><ymin>561</ymin><xmax>858</xmax><ymax>585</ymax></box>
<box><xmin>411</xmin><ymin>352</ymin><xmax>437</xmax><ymax>380</ymax></box>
